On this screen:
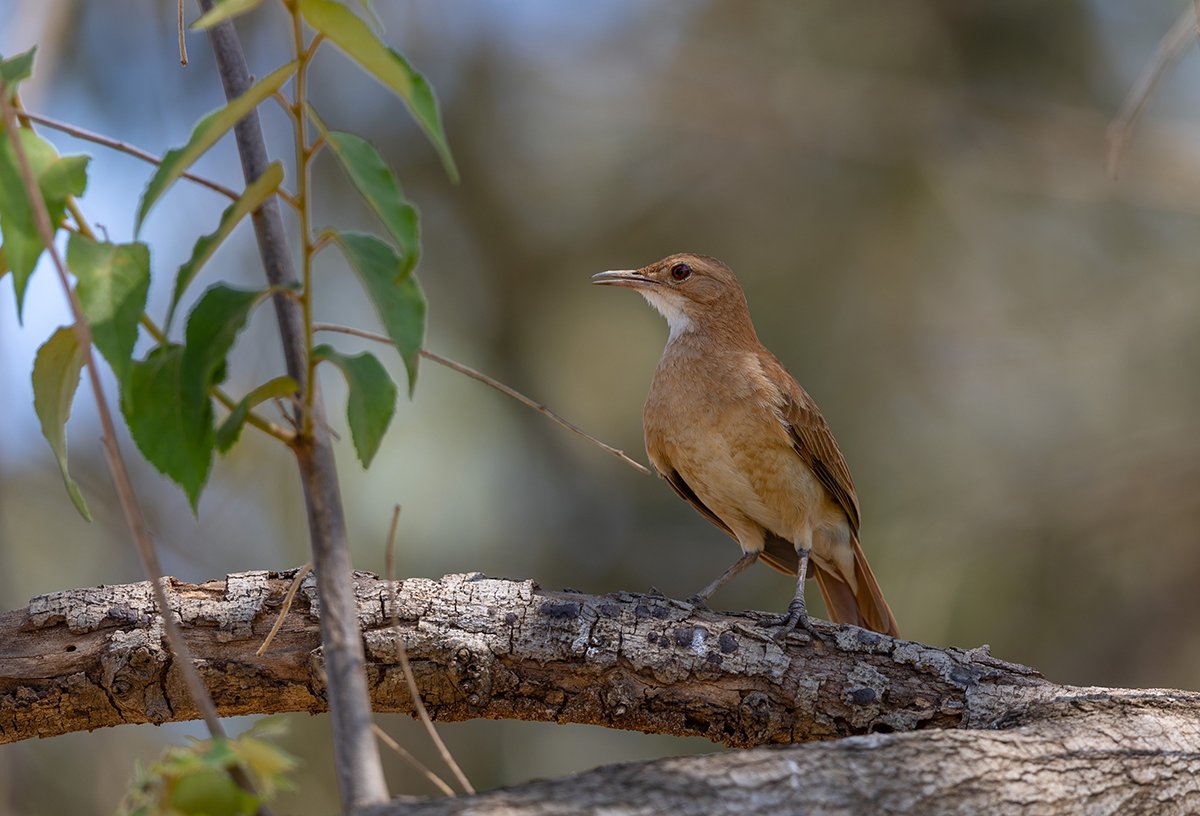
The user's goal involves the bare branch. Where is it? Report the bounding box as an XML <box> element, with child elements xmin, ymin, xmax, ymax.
<box><xmin>21</xmin><ymin>111</ymin><xmax>241</xmax><ymax>200</ymax></box>
<box><xmin>371</xmin><ymin>725</ymin><xmax>455</xmax><ymax>798</ymax></box>
<box><xmin>256</xmin><ymin>563</ymin><xmax>311</xmax><ymax>656</ymax></box>
<box><xmin>312</xmin><ymin>323</ymin><xmax>653</xmax><ymax>478</ymax></box>
<box><xmin>197</xmin><ymin>3</ymin><xmax>389</xmax><ymax>808</ymax></box>
<box><xmin>2</xmin><ymin>571</ymin><xmax>1056</xmax><ymax>745</ymax></box>
<box><xmin>1107</xmin><ymin>4</ymin><xmax>1198</xmax><ymax>178</ymax></box>
<box><xmin>177</xmin><ymin>0</ymin><xmax>188</xmax><ymax>65</ymax></box>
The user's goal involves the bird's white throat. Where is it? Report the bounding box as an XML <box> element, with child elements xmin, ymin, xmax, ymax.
<box><xmin>639</xmin><ymin>290</ymin><xmax>693</xmax><ymax>343</ymax></box>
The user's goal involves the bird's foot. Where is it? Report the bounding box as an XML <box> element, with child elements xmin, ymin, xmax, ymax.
<box><xmin>685</xmin><ymin>593</ymin><xmax>712</xmax><ymax>613</ymax></box>
<box><xmin>763</xmin><ymin>599</ymin><xmax>824</xmax><ymax>643</ymax></box>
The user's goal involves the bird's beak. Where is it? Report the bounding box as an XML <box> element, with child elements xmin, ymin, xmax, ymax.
<box><xmin>591</xmin><ymin>269</ymin><xmax>657</xmax><ymax>289</ymax></box>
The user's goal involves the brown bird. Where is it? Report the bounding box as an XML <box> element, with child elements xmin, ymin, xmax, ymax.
<box><xmin>593</xmin><ymin>253</ymin><xmax>899</xmax><ymax>637</ymax></box>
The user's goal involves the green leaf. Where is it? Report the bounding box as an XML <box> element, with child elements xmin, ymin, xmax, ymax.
<box><xmin>168</xmin><ymin>160</ymin><xmax>283</xmax><ymax>332</ymax></box>
<box><xmin>0</xmin><ymin>47</ymin><xmax>36</xmax><ymax>89</ymax></box>
<box><xmin>298</xmin><ymin>0</ymin><xmax>457</xmax><ymax>181</ymax></box>
<box><xmin>191</xmin><ymin>0</ymin><xmax>268</xmax><ymax>30</ymax></box>
<box><xmin>134</xmin><ymin>60</ymin><xmax>296</xmax><ymax>234</ymax></box>
<box><xmin>182</xmin><ymin>284</ymin><xmax>265</xmax><ymax>409</ymax></box>
<box><xmin>313</xmin><ymin>344</ymin><xmax>396</xmax><ymax>467</ymax></box>
<box><xmin>66</xmin><ymin>234</ymin><xmax>150</xmax><ymax>384</ymax></box>
<box><xmin>32</xmin><ymin>326</ymin><xmax>91</xmax><ymax>521</ymax></box>
<box><xmin>332</xmin><ymin>231</ymin><xmax>425</xmax><ymax>394</ymax></box>
<box><xmin>121</xmin><ymin>345</ymin><xmax>214</xmax><ymax>510</ymax></box>
<box><xmin>216</xmin><ymin>375</ymin><xmax>297</xmax><ymax>453</ymax></box>
<box><xmin>309</xmin><ymin>110</ymin><xmax>419</xmax><ymax>269</ymax></box>
<box><xmin>0</xmin><ymin>129</ymin><xmax>89</xmax><ymax>319</ymax></box>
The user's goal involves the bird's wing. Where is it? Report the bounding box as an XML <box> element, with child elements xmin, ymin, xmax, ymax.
<box><xmin>658</xmin><ymin>466</ymin><xmax>736</xmax><ymax>539</ymax></box>
<box><xmin>766</xmin><ymin>354</ymin><xmax>862</xmax><ymax>533</ymax></box>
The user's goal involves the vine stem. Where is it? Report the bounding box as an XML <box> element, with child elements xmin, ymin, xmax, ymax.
<box><xmin>312</xmin><ymin>323</ymin><xmax>653</xmax><ymax>477</ymax></box>
<box><xmin>0</xmin><ymin>85</ymin><xmax>268</xmax><ymax>809</ymax></box>
<box><xmin>197</xmin><ymin>1</ymin><xmax>390</xmax><ymax>809</ymax></box>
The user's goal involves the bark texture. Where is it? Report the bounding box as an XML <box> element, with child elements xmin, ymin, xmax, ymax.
<box><xmin>2</xmin><ymin>571</ymin><xmax>1198</xmax><ymax>814</ymax></box>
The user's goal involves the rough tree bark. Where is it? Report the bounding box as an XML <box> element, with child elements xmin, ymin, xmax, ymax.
<box><xmin>2</xmin><ymin>571</ymin><xmax>1197</xmax><ymax>814</ymax></box>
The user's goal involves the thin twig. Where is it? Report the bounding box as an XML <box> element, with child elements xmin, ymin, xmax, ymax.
<box><xmin>383</xmin><ymin>505</ymin><xmax>476</xmax><ymax>795</ymax></box>
<box><xmin>178</xmin><ymin>0</ymin><xmax>189</xmax><ymax>65</ymax></box>
<box><xmin>371</xmin><ymin>725</ymin><xmax>457</xmax><ymax>798</ymax></box>
<box><xmin>255</xmin><ymin>564</ymin><xmax>312</xmax><ymax>656</ymax></box>
<box><xmin>1107</xmin><ymin>4</ymin><xmax>1198</xmax><ymax>178</ymax></box>
<box><xmin>21</xmin><ymin>111</ymin><xmax>240</xmax><ymax>200</ymax></box>
<box><xmin>312</xmin><ymin>323</ymin><xmax>653</xmax><ymax>477</ymax></box>
<box><xmin>200</xmin><ymin>2</ymin><xmax>389</xmax><ymax>807</ymax></box>
<box><xmin>0</xmin><ymin>84</ymin><xmax>271</xmax><ymax>806</ymax></box>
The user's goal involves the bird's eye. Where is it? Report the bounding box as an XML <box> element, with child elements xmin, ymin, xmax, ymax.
<box><xmin>669</xmin><ymin>262</ymin><xmax>692</xmax><ymax>282</ymax></box>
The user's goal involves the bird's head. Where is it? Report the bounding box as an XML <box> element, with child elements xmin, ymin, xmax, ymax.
<box><xmin>591</xmin><ymin>253</ymin><xmax>753</xmax><ymax>343</ymax></box>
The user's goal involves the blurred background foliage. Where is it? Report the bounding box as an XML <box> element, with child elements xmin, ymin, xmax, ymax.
<box><xmin>3</xmin><ymin>1</ymin><xmax>1200</xmax><ymax>813</ymax></box>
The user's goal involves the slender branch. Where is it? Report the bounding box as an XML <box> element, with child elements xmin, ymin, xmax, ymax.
<box><xmin>384</xmin><ymin>506</ymin><xmax>474</xmax><ymax>795</ymax></box>
<box><xmin>312</xmin><ymin>322</ymin><xmax>653</xmax><ymax>477</ymax></box>
<box><xmin>0</xmin><ymin>84</ymin><xmax>270</xmax><ymax>808</ymax></box>
<box><xmin>291</xmin><ymin>9</ymin><xmax>317</xmax><ymax>431</ymax></box>
<box><xmin>21</xmin><ymin>111</ymin><xmax>240</xmax><ymax>201</ymax></box>
<box><xmin>371</xmin><ymin>725</ymin><xmax>456</xmax><ymax>799</ymax></box>
<box><xmin>198</xmin><ymin>2</ymin><xmax>390</xmax><ymax>809</ymax></box>
<box><xmin>1107</xmin><ymin>3</ymin><xmax>1198</xmax><ymax>178</ymax></box>
<box><xmin>256</xmin><ymin>563</ymin><xmax>311</xmax><ymax>656</ymax></box>
<box><xmin>177</xmin><ymin>0</ymin><xmax>189</xmax><ymax>65</ymax></box>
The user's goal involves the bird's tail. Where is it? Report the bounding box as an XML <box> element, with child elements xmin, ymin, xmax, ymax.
<box><xmin>812</xmin><ymin>536</ymin><xmax>899</xmax><ymax>637</ymax></box>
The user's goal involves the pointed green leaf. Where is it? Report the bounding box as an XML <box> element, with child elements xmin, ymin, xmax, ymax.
<box><xmin>0</xmin><ymin>47</ymin><xmax>36</xmax><ymax>89</ymax></box>
<box><xmin>0</xmin><ymin>129</ymin><xmax>89</xmax><ymax>319</ymax></box>
<box><xmin>298</xmin><ymin>0</ymin><xmax>457</xmax><ymax>181</ymax></box>
<box><xmin>135</xmin><ymin>60</ymin><xmax>296</xmax><ymax>234</ymax></box>
<box><xmin>32</xmin><ymin>326</ymin><xmax>91</xmax><ymax>520</ymax></box>
<box><xmin>182</xmin><ymin>284</ymin><xmax>266</xmax><ymax>411</ymax></box>
<box><xmin>191</xmin><ymin>0</ymin><xmax>268</xmax><ymax>30</ymax></box>
<box><xmin>66</xmin><ymin>234</ymin><xmax>150</xmax><ymax>384</ymax></box>
<box><xmin>313</xmin><ymin>344</ymin><xmax>396</xmax><ymax>467</ymax></box>
<box><xmin>309</xmin><ymin>111</ymin><xmax>419</xmax><ymax>269</ymax></box>
<box><xmin>332</xmin><ymin>231</ymin><xmax>425</xmax><ymax>394</ymax></box>
<box><xmin>168</xmin><ymin>160</ymin><xmax>283</xmax><ymax>331</ymax></box>
<box><xmin>216</xmin><ymin>375</ymin><xmax>298</xmax><ymax>453</ymax></box>
<box><xmin>121</xmin><ymin>345</ymin><xmax>214</xmax><ymax>510</ymax></box>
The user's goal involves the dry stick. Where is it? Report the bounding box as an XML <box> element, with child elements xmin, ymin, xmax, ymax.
<box><xmin>383</xmin><ymin>505</ymin><xmax>475</xmax><ymax>795</ymax></box>
<box><xmin>198</xmin><ymin>3</ymin><xmax>390</xmax><ymax>809</ymax></box>
<box><xmin>0</xmin><ymin>90</ymin><xmax>268</xmax><ymax>809</ymax></box>
<box><xmin>1106</xmin><ymin>3</ymin><xmax>1198</xmax><ymax>178</ymax></box>
<box><xmin>311</xmin><ymin>323</ymin><xmax>653</xmax><ymax>478</ymax></box>
<box><xmin>255</xmin><ymin>563</ymin><xmax>312</xmax><ymax>657</ymax></box>
<box><xmin>370</xmin><ymin>724</ymin><xmax>457</xmax><ymax>798</ymax></box>
<box><xmin>177</xmin><ymin>0</ymin><xmax>188</xmax><ymax>65</ymax></box>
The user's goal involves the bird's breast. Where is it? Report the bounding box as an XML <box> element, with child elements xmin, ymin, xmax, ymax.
<box><xmin>643</xmin><ymin>346</ymin><xmax>827</xmax><ymax>536</ymax></box>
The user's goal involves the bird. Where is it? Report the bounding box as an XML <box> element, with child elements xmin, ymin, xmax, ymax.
<box><xmin>592</xmin><ymin>252</ymin><xmax>899</xmax><ymax>637</ymax></box>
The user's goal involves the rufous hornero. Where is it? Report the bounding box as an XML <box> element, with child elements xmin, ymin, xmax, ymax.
<box><xmin>593</xmin><ymin>253</ymin><xmax>899</xmax><ymax>638</ymax></box>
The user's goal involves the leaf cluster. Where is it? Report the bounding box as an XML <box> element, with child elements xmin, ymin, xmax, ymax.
<box><xmin>2</xmin><ymin>1</ymin><xmax>455</xmax><ymax>512</ymax></box>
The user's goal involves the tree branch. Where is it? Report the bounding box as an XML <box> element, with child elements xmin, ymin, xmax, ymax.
<box><xmin>196</xmin><ymin>5</ymin><xmax>387</xmax><ymax>808</ymax></box>
<box><xmin>363</xmin><ymin>719</ymin><xmax>1200</xmax><ymax>815</ymax></box>
<box><xmin>0</xmin><ymin>570</ymin><xmax>1144</xmax><ymax>744</ymax></box>
<box><xmin>3</xmin><ymin>572</ymin><xmax>1197</xmax><ymax>812</ymax></box>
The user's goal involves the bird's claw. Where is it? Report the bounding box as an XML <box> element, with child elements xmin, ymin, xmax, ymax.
<box><xmin>762</xmin><ymin>601</ymin><xmax>825</xmax><ymax>643</ymax></box>
<box><xmin>685</xmin><ymin>593</ymin><xmax>712</xmax><ymax>613</ymax></box>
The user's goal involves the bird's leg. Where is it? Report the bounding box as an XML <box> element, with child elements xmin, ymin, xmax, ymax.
<box><xmin>767</xmin><ymin>547</ymin><xmax>824</xmax><ymax>641</ymax></box>
<box><xmin>687</xmin><ymin>551</ymin><xmax>759</xmax><ymax>608</ymax></box>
